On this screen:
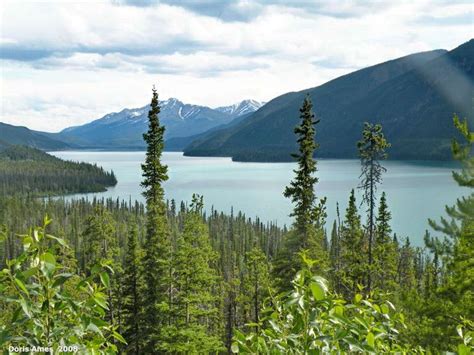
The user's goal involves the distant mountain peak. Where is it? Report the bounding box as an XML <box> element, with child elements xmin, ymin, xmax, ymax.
<box><xmin>161</xmin><ymin>97</ymin><xmax>183</xmax><ymax>107</ymax></box>
<box><xmin>216</xmin><ymin>99</ymin><xmax>265</xmax><ymax>117</ymax></box>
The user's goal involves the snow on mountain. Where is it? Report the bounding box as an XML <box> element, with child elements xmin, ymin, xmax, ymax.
<box><xmin>216</xmin><ymin>99</ymin><xmax>265</xmax><ymax>118</ymax></box>
<box><xmin>58</xmin><ymin>98</ymin><xmax>263</xmax><ymax>148</ymax></box>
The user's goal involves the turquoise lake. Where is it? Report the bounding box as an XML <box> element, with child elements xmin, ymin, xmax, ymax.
<box><xmin>51</xmin><ymin>151</ymin><xmax>466</xmax><ymax>246</ymax></box>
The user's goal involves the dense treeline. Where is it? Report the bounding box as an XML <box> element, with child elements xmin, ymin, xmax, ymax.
<box><xmin>0</xmin><ymin>90</ymin><xmax>472</xmax><ymax>353</ymax></box>
<box><xmin>0</xmin><ymin>195</ymin><xmax>284</xmax><ymax>351</ymax></box>
<box><xmin>0</xmin><ymin>145</ymin><xmax>117</xmax><ymax>196</ymax></box>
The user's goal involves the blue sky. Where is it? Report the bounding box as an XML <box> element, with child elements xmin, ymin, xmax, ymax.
<box><xmin>0</xmin><ymin>0</ymin><xmax>472</xmax><ymax>131</ymax></box>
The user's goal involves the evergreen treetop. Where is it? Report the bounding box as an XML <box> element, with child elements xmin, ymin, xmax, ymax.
<box><xmin>284</xmin><ymin>96</ymin><xmax>326</xmax><ymax>250</ymax></box>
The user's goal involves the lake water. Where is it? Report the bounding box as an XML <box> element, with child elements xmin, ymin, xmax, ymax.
<box><xmin>51</xmin><ymin>151</ymin><xmax>466</xmax><ymax>246</ymax></box>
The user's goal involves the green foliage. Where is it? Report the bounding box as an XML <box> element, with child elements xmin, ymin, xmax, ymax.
<box><xmin>0</xmin><ymin>145</ymin><xmax>117</xmax><ymax>196</ymax></box>
<box><xmin>0</xmin><ymin>216</ymin><xmax>123</xmax><ymax>353</ymax></box>
<box><xmin>457</xmin><ymin>318</ymin><xmax>474</xmax><ymax>355</ymax></box>
<box><xmin>411</xmin><ymin>115</ymin><xmax>474</xmax><ymax>351</ymax></box>
<box><xmin>232</xmin><ymin>254</ymin><xmax>419</xmax><ymax>353</ymax></box>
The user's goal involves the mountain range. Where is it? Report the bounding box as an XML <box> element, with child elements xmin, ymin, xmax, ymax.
<box><xmin>1</xmin><ymin>39</ymin><xmax>472</xmax><ymax>160</ymax></box>
<box><xmin>184</xmin><ymin>39</ymin><xmax>473</xmax><ymax>161</ymax></box>
<box><xmin>48</xmin><ymin>98</ymin><xmax>264</xmax><ymax>149</ymax></box>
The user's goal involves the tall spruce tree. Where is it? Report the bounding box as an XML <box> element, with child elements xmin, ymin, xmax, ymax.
<box><xmin>357</xmin><ymin>122</ymin><xmax>390</xmax><ymax>292</ymax></box>
<box><xmin>140</xmin><ymin>87</ymin><xmax>170</xmax><ymax>352</ymax></box>
<box><xmin>281</xmin><ymin>96</ymin><xmax>327</xmax><ymax>270</ymax></box>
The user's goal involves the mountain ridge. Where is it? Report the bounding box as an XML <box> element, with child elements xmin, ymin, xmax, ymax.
<box><xmin>183</xmin><ymin>41</ymin><xmax>473</xmax><ymax>161</ymax></box>
<box><xmin>0</xmin><ymin>122</ymin><xmax>71</xmax><ymax>151</ymax></box>
<box><xmin>55</xmin><ymin>98</ymin><xmax>264</xmax><ymax>149</ymax></box>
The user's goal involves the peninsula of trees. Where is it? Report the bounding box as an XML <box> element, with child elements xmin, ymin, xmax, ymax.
<box><xmin>0</xmin><ymin>145</ymin><xmax>117</xmax><ymax>196</ymax></box>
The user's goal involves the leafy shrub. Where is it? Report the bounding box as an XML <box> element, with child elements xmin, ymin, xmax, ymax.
<box><xmin>0</xmin><ymin>216</ymin><xmax>124</xmax><ymax>354</ymax></box>
<box><xmin>232</xmin><ymin>254</ymin><xmax>422</xmax><ymax>353</ymax></box>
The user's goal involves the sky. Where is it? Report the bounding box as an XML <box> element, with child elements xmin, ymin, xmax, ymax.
<box><xmin>0</xmin><ymin>0</ymin><xmax>472</xmax><ymax>132</ymax></box>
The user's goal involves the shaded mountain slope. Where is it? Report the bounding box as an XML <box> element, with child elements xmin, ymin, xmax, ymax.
<box><xmin>185</xmin><ymin>40</ymin><xmax>473</xmax><ymax>161</ymax></box>
<box><xmin>0</xmin><ymin>122</ymin><xmax>70</xmax><ymax>151</ymax></box>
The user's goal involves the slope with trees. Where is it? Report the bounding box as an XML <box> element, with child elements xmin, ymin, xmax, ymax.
<box><xmin>184</xmin><ymin>40</ymin><xmax>473</xmax><ymax>161</ymax></box>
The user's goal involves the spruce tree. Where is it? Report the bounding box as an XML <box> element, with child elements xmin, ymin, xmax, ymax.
<box><xmin>81</xmin><ymin>205</ymin><xmax>120</xmax><ymax>327</ymax></box>
<box><xmin>81</xmin><ymin>205</ymin><xmax>117</xmax><ymax>272</ymax></box>
<box><xmin>284</xmin><ymin>96</ymin><xmax>326</xmax><ymax>250</ymax></box>
<box><xmin>121</xmin><ymin>223</ymin><xmax>143</xmax><ymax>354</ymax></box>
<box><xmin>357</xmin><ymin>122</ymin><xmax>390</xmax><ymax>291</ymax></box>
<box><xmin>140</xmin><ymin>87</ymin><xmax>170</xmax><ymax>352</ymax></box>
<box><xmin>339</xmin><ymin>189</ymin><xmax>366</xmax><ymax>297</ymax></box>
<box><xmin>329</xmin><ymin>220</ymin><xmax>341</xmax><ymax>293</ymax></box>
<box><xmin>239</xmin><ymin>246</ymin><xmax>271</xmax><ymax>328</ymax></box>
<box><xmin>374</xmin><ymin>192</ymin><xmax>397</xmax><ymax>290</ymax></box>
<box><xmin>162</xmin><ymin>194</ymin><xmax>223</xmax><ymax>353</ymax></box>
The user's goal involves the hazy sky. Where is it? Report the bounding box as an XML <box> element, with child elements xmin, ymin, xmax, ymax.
<box><xmin>0</xmin><ymin>0</ymin><xmax>471</xmax><ymax>132</ymax></box>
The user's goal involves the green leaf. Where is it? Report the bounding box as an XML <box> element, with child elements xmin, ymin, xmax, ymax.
<box><xmin>40</xmin><ymin>252</ymin><xmax>56</xmax><ymax>274</ymax></box>
<box><xmin>458</xmin><ymin>344</ymin><xmax>471</xmax><ymax>355</ymax></box>
<box><xmin>21</xmin><ymin>267</ymin><xmax>38</xmax><ymax>279</ymax></box>
<box><xmin>46</xmin><ymin>234</ymin><xmax>68</xmax><ymax>248</ymax></box>
<box><xmin>90</xmin><ymin>317</ymin><xmax>108</xmax><ymax>327</ymax></box>
<box><xmin>91</xmin><ymin>265</ymin><xmax>101</xmax><ymax>275</ymax></box>
<box><xmin>99</xmin><ymin>272</ymin><xmax>110</xmax><ymax>288</ymax></box>
<box><xmin>93</xmin><ymin>294</ymin><xmax>108</xmax><ymax>310</ymax></box>
<box><xmin>113</xmin><ymin>331</ymin><xmax>127</xmax><ymax>344</ymax></box>
<box><xmin>354</xmin><ymin>294</ymin><xmax>363</xmax><ymax>303</ymax></box>
<box><xmin>14</xmin><ymin>278</ymin><xmax>28</xmax><ymax>295</ymax></box>
<box><xmin>310</xmin><ymin>282</ymin><xmax>325</xmax><ymax>301</ymax></box>
<box><xmin>366</xmin><ymin>332</ymin><xmax>375</xmax><ymax>348</ymax></box>
<box><xmin>86</xmin><ymin>322</ymin><xmax>103</xmax><ymax>336</ymax></box>
<box><xmin>52</xmin><ymin>273</ymin><xmax>73</xmax><ymax>288</ymax></box>
<box><xmin>22</xmin><ymin>236</ymin><xmax>33</xmax><ymax>250</ymax></box>
<box><xmin>334</xmin><ymin>305</ymin><xmax>344</xmax><ymax>317</ymax></box>
<box><xmin>19</xmin><ymin>298</ymin><xmax>31</xmax><ymax>318</ymax></box>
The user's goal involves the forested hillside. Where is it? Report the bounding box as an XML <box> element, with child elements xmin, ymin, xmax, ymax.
<box><xmin>0</xmin><ymin>145</ymin><xmax>117</xmax><ymax>196</ymax></box>
<box><xmin>0</xmin><ymin>90</ymin><xmax>472</xmax><ymax>353</ymax></box>
<box><xmin>0</xmin><ymin>122</ymin><xmax>70</xmax><ymax>150</ymax></box>
<box><xmin>184</xmin><ymin>39</ymin><xmax>473</xmax><ymax>161</ymax></box>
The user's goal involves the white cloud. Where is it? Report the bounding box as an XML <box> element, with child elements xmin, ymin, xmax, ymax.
<box><xmin>0</xmin><ymin>0</ymin><xmax>471</xmax><ymax>131</ymax></box>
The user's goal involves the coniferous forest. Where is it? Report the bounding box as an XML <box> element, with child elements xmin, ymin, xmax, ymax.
<box><xmin>0</xmin><ymin>89</ymin><xmax>472</xmax><ymax>354</ymax></box>
<box><xmin>0</xmin><ymin>145</ymin><xmax>117</xmax><ymax>196</ymax></box>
